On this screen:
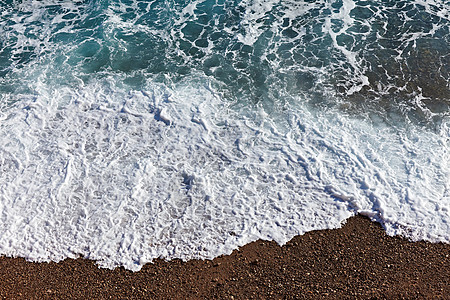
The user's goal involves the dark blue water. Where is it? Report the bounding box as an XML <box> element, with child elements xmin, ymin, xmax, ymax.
<box><xmin>1</xmin><ymin>0</ymin><xmax>448</xmax><ymax>121</ymax></box>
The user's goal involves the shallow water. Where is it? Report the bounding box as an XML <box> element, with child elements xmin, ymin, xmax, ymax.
<box><xmin>0</xmin><ymin>0</ymin><xmax>448</xmax><ymax>270</ymax></box>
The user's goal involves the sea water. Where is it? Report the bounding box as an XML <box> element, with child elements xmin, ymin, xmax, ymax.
<box><xmin>0</xmin><ymin>0</ymin><xmax>448</xmax><ymax>271</ymax></box>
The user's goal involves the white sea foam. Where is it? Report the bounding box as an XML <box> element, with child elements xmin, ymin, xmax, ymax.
<box><xmin>0</xmin><ymin>73</ymin><xmax>448</xmax><ymax>271</ymax></box>
<box><xmin>0</xmin><ymin>0</ymin><xmax>449</xmax><ymax>271</ymax></box>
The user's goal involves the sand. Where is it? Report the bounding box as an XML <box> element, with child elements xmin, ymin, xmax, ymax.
<box><xmin>0</xmin><ymin>215</ymin><xmax>448</xmax><ymax>299</ymax></box>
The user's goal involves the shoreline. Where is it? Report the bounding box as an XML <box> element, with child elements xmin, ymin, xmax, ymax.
<box><xmin>0</xmin><ymin>215</ymin><xmax>448</xmax><ymax>298</ymax></box>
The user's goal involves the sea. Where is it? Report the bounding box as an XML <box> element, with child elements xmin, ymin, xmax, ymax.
<box><xmin>0</xmin><ymin>0</ymin><xmax>448</xmax><ymax>271</ymax></box>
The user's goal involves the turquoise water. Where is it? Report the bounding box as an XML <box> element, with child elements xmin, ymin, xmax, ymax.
<box><xmin>0</xmin><ymin>0</ymin><xmax>448</xmax><ymax>270</ymax></box>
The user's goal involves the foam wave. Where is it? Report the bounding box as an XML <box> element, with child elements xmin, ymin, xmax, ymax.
<box><xmin>0</xmin><ymin>0</ymin><xmax>449</xmax><ymax>271</ymax></box>
<box><xmin>0</xmin><ymin>74</ymin><xmax>448</xmax><ymax>270</ymax></box>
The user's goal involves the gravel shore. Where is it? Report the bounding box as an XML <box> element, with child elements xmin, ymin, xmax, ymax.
<box><xmin>0</xmin><ymin>215</ymin><xmax>448</xmax><ymax>299</ymax></box>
